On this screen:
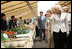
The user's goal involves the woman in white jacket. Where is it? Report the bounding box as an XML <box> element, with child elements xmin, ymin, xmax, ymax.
<box><xmin>50</xmin><ymin>5</ymin><xmax>69</xmax><ymax>48</ymax></box>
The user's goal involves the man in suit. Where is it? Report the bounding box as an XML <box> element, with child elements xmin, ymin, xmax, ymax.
<box><xmin>38</xmin><ymin>11</ymin><xmax>46</xmax><ymax>42</ymax></box>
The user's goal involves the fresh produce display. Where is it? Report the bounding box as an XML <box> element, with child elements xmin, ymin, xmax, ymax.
<box><xmin>1</xmin><ymin>24</ymin><xmax>34</xmax><ymax>48</ymax></box>
<box><xmin>18</xmin><ymin>24</ymin><xmax>34</xmax><ymax>30</ymax></box>
<box><xmin>4</xmin><ymin>30</ymin><xmax>17</xmax><ymax>38</ymax></box>
<box><xmin>4</xmin><ymin>31</ymin><xmax>15</xmax><ymax>35</ymax></box>
<box><xmin>10</xmin><ymin>27</ymin><xmax>20</xmax><ymax>32</ymax></box>
<box><xmin>24</xmin><ymin>24</ymin><xmax>34</xmax><ymax>30</ymax></box>
<box><xmin>17</xmin><ymin>28</ymin><xmax>30</xmax><ymax>34</ymax></box>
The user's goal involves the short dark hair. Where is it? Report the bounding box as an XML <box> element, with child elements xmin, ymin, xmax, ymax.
<box><xmin>45</xmin><ymin>14</ymin><xmax>48</xmax><ymax>16</ymax></box>
<box><xmin>15</xmin><ymin>19</ymin><xmax>17</xmax><ymax>20</ymax></box>
<box><xmin>11</xmin><ymin>16</ymin><xmax>15</xmax><ymax>19</ymax></box>
<box><xmin>40</xmin><ymin>11</ymin><xmax>43</xmax><ymax>14</ymax></box>
<box><xmin>20</xmin><ymin>17</ymin><xmax>22</xmax><ymax>19</ymax></box>
<box><xmin>1</xmin><ymin>13</ymin><xmax>6</xmax><ymax>18</ymax></box>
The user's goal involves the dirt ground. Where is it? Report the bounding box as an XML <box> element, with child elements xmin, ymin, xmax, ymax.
<box><xmin>33</xmin><ymin>37</ymin><xmax>49</xmax><ymax>48</ymax></box>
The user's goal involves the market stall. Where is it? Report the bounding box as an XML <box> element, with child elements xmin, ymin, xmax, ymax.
<box><xmin>1</xmin><ymin>1</ymin><xmax>37</xmax><ymax>48</ymax></box>
<box><xmin>1</xmin><ymin>23</ymin><xmax>36</xmax><ymax>48</ymax></box>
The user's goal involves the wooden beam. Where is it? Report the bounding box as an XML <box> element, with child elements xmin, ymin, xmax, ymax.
<box><xmin>6</xmin><ymin>9</ymin><xmax>37</xmax><ymax>19</ymax></box>
<box><xmin>1</xmin><ymin>1</ymin><xmax>37</xmax><ymax>10</ymax></box>
<box><xmin>59</xmin><ymin>1</ymin><xmax>71</xmax><ymax>6</ymax></box>
<box><xmin>5</xmin><ymin>6</ymin><xmax>37</xmax><ymax>17</ymax></box>
<box><xmin>15</xmin><ymin>10</ymin><xmax>37</xmax><ymax>19</ymax></box>
<box><xmin>1</xmin><ymin>2</ymin><xmax>27</xmax><ymax>13</ymax></box>
<box><xmin>7</xmin><ymin>11</ymin><xmax>37</xmax><ymax>19</ymax></box>
<box><xmin>25</xmin><ymin>1</ymin><xmax>37</xmax><ymax>17</ymax></box>
<box><xmin>1</xmin><ymin>1</ymin><xmax>25</xmax><ymax>10</ymax></box>
<box><xmin>1</xmin><ymin>1</ymin><xmax>37</xmax><ymax>13</ymax></box>
<box><xmin>1</xmin><ymin>1</ymin><xmax>10</xmax><ymax>4</ymax></box>
<box><xmin>64</xmin><ymin>1</ymin><xmax>71</xmax><ymax>6</ymax></box>
<box><xmin>1</xmin><ymin>1</ymin><xmax>6</xmax><ymax>3</ymax></box>
<box><xmin>4</xmin><ymin>3</ymin><xmax>37</xmax><ymax>14</ymax></box>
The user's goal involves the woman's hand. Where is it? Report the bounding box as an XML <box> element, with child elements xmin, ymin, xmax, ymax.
<box><xmin>66</xmin><ymin>33</ymin><xmax>69</xmax><ymax>37</ymax></box>
<box><xmin>45</xmin><ymin>29</ymin><xmax>48</xmax><ymax>36</ymax></box>
<box><xmin>51</xmin><ymin>33</ymin><xmax>53</xmax><ymax>38</ymax></box>
<box><xmin>38</xmin><ymin>27</ymin><xmax>40</xmax><ymax>30</ymax></box>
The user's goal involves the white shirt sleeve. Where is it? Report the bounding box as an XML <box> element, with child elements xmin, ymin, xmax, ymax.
<box><xmin>67</xmin><ymin>13</ymin><xmax>71</xmax><ymax>22</ymax></box>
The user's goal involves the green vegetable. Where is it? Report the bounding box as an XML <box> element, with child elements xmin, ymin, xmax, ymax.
<box><xmin>17</xmin><ymin>30</ymin><xmax>23</xmax><ymax>34</ymax></box>
<box><xmin>17</xmin><ymin>28</ymin><xmax>30</xmax><ymax>34</ymax></box>
<box><xmin>10</xmin><ymin>27</ymin><xmax>20</xmax><ymax>32</ymax></box>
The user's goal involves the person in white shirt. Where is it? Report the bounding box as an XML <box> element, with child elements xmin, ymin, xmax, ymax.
<box><xmin>62</xmin><ymin>7</ymin><xmax>71</xmax><ymax>48</ymax></box>
<box><xmin>51</xmin><ymin>5</ymin><xmax>69</xmax><ymax>48</ymax></box>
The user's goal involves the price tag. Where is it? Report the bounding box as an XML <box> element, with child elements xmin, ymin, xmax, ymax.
<box><xmin>3</xmin><ymin>33</ymin><xmax>8</xmax><ymax>39</ymax></box>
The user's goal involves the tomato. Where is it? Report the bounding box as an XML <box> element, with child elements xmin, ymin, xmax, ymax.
<box><xmin>9</xmin><ymin>32</ymin><xmax>12</xmax><ymax>35</ymax></box>
<box><xmin>7</xmin><ymin>33</ymin><xmax>10</xmax><ymax>35</ymax></box>
<box><xmin>5</xmin><ymin>32</ymin><xmax>9</xmax><ymax>34</ymax></box>
<box><xmin>12</xmin><ymin>31</ymin><xmax>15</xmax><ymax>33</ymax></box>
<box><xmin>10</xmin><ymin>33</ymin><xmax>13</xmax><ymax>35</ymax></box>
<box><xmin>10</xmin><ymin>31</ymin><xmax>11</xmax><ymax>32</ymax></box>
<box><xmin>9</xmin><ymin>32</ymin><xmax>11</xmax><ymax>35</ymax></box>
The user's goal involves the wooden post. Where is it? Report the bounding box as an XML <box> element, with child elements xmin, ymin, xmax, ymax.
<box><xmin>25</xmin><ymin>1</ymin><xmax>37</xmax><ymax>17</ymax></box>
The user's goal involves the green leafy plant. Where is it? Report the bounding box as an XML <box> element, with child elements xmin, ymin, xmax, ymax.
<box><xmin>17</xmin><ymin>28</ymin><xmax>30</xmax><ymax>34</ymax></box>
<box><xmin>10</xmin><ymin>27</ymin><xmax>20</xmax><ymax>32</ymax></box>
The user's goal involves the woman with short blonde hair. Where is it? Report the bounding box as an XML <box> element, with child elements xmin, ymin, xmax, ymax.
<box><xmin>47</xmin><ymin>9</ymin><xmax>53</xmax><ymax>14</ymax></box>
<box><xmin>50</xmin><ymin>5</ymin><xmax>69</xmax><ymax>48</ymax></box>
<box><xmin>45</xmin><ymin>9</ymin><xmax>54</xmax><ymax>48</ymax></box>
<box><xmin>52</xmin><ymin>5</ymin><xmax>63</xmax><ymax>14</ymax></box>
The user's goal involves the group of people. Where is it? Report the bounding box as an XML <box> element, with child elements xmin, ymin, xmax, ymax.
<box><xmin>1</xmin><ymin>14</ymin><xmax>32</xmax><ymax>31</ymax></box>
<box><xmin>35</xmin><ymin>5</ymin><xmax>71</xmax><ymax>48</ymax></box>
<box><xmin>1</xmin><ymin>4</ymin><xmax>71</xmax><ymax>48</ymax></box>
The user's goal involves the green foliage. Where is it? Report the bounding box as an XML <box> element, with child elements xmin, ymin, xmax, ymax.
<box><xmin>17</xmin><ymin>28</ymin><xmax>30</xmax><ymax>34</ymax></box>
<box><xmin>10</xmin><ymin>27</ymin><xmax>20</xmax><ymax>32</ymax></box>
